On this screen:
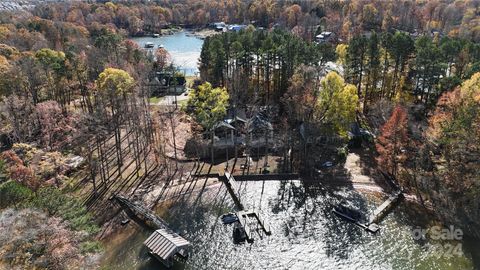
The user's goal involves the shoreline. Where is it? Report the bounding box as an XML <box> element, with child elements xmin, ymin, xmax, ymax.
<box><xmin>188</xmin><ymin>28</ymin><xmax>219</xmax><ymax>39</ymax></box>
<box><xmin>128</xmin><ymin>27</ymin><xmax>218</xmax><ymax>40</ymax></box>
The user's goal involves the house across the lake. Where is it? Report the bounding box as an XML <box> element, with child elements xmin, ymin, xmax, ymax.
<box><xmin>211</xmin><ymin>22</ymin><xmax>227</xmax><ymax>32</ymax></box>
<box><xmin>147</xmin><ymin>72</ymin><xmax>186</xmax><ymax>96</ymax></box>
<box><xmin>315</xmin><ymin>32</ymin><xmax>335</xmax><ymax>43</ymax></box>
<box><xmin>228</xmin><ymin>24</ymin><xmax>247</xmax><ymax>32</ymax></box>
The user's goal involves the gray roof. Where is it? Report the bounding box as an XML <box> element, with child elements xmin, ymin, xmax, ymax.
<box><xmin>226</xmin><ymin>115</ymin><xmax>247</xmax><ymax>124</ymax></box>
<box><xmin>213</xmin><ymin>121</ymin><xmax>235</xmax><ymax>130</ymax></box>
<box><xmin>144</xmin><ymin>229</ymin><xmax>190</xmax><ymax>261</ymax></box>
<box><xmin>247</xmin><ymin>115</ymin><xmax>273</xmax><ymax>132</ymax></box>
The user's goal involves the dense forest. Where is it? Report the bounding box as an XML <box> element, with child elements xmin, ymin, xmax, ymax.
<box><xmin>0</xmin><ymin>0</ymin><xmax>479</xmax><ymax>269</ymax></box>
<box><xmin>13</xmin><ymin>0</ymin><xmax>480</xmax><ymax>42</ymax></box>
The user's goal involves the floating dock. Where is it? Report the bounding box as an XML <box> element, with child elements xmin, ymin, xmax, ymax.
<box><xmin>236</xmin><ymin>210</ymin><xmax>272</xmax><ymax>243</ymax></box>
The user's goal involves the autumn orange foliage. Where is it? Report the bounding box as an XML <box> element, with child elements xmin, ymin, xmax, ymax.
<box><xmin>375</xmin><ymin>105</ymin><xmax>409</xmax><ymax>177</ymax></box>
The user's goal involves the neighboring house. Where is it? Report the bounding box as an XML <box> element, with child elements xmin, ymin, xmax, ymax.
<box><xmin>147</xmin><ymin>72</ymin><xmax>186</xmax><ymax>96</ymax></box>
<box><xmin>410</xmin><ymin>29</ymin><xmax>420</xmax><ymax>38</ymax></box>
<box><xmin>228</xmin><ymin>24</ymin><xmax>247</xmax><ymax>32</ymax></box>
<box><xmin>430</xmin><ymin>29</ymin><xmax>442</xmax><ymax>38</ymax></box>
<box><xmin>321</xmin><ymin>61</ymin><xmax>344</xmax><ymax>77</ymax></box>
<box><xmin>348</xmin><ymin>122</ymin><xmax>374</xmax><ymax>147</ymax></box>
<box><xmin>213</xmin><ymin>121</ymin><xmax>235</xmax><ymax>141</ymax></box>
<box><xmin>315</xmin><ymin>32</ymin><xmax>335</xmax><ymax>43</ymax></box>
<box><xmin>211</xmin><ymin>22</ymin><xmax>227</xmax><ymax>32</ymax></box>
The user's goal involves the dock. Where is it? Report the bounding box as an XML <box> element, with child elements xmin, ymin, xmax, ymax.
<box><xmin>221</xmin><ymin>172</ymin><xmax>271</xmax><ymax>242</ymax></box>
<box><xmin>113</xmin><ymin>194</ymin><xmax>168</xmax><ymax>230</ymax></box>
<box><xmin>332</xmin><ymin>209</ymin><xmax>380</xmax><ymax>233</ymax></box>
<box><xmin>332</xmin><ymin>190</ymin><xmax>403</xmax><ymax>234</ymax></box>
<box><xmin>236</xmin><ymin>210</ymin><xmax>272</xmax><ymax>243</ymax></box>
<box><xmin>367</xmin><ymin>190</ymin><xmax>403</xmax><ymax>225</ymax></box>
<box><xmin>113</xmin><ymin>195</ymin><xmax>191</xmax><ymax>268</ymax></box>
<box><xmin>144</xmin><ymin>229</ymin><xmax>190</xmax><ymax>268</ymax></box>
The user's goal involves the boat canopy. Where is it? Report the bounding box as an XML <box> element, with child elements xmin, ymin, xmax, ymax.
<box><xmin>144</xmin><ymin>229</ymin><xmax>190</xmax><ymax>267</ymax></box>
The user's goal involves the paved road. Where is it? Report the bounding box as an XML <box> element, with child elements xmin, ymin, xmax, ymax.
<box><xmin>151</xmin><ymin>91</ymin><xmax>190</xmax><ymax>106</ymax></box>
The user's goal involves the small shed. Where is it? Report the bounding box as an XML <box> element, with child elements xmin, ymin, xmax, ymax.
<box><xmin>144</xmin><ymin>229</ymin><xmax>191</xmax><ymax>268</ymax></box>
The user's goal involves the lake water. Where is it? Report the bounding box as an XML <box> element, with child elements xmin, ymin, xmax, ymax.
<box><xmin>101</xmin><ymin>180</ymin><xmax>479</xmax><ymax>270</ymax></box>
<box><xmin>131</xmin><ymin>31</ymin><xmax>204</xmax><ymax>76</ymax></box>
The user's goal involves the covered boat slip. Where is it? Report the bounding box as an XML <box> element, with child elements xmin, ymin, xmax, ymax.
<box><xmin>144</xmin><ymin>229</ymin><xmax>191</xmax><ymax>268</ymax></box>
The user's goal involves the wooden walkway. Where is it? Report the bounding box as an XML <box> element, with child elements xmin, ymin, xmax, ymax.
<box><xmin>332</xmin><ymin>209</ymin><xmax>380</xmax><ymax>233</ymax></box>
<box><xmin>113</xmin><ymin>194</ymin><xmax>168</xmax><ymax>230</ymax></box>
<box><xmin>223</xmin><ymin>172</ymin><xmax>244</xmax><ymax>210</ymax></box>
<box><xmin>367</xmin><ymin>190</ymin><xmax>403</xmax><ymax>226</ymax></box>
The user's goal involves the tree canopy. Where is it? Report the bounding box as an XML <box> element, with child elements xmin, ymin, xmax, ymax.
<box><xmin>185</xmin><ymin>82</ymin><xmax>229</xmax><ymax>131</ymax></box>
<box><xmin>316</xmin><ymin>71</ymin><xmax>359</xmax><ymax>137</ymax></box>
<box><xmin>95</xmin><ymin>67</ymin><xmax>135</xmax><ymax>96</ymax></box>
<box><xmin>376</xmin><ymin>105</ymin><xmax>409</xmax><ymax>177</ymax></box>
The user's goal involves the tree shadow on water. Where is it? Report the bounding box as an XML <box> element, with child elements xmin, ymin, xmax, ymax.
<box><xmin>274</xmin><ymin>172</ymin><xmax>374</xmax><ymax>262</ymax></box>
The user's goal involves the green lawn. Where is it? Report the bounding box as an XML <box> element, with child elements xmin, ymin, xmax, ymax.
<box><xmin>148</xmin><ymin>96</ymin><xmax>164</xmax><ymax>103</ymax></box>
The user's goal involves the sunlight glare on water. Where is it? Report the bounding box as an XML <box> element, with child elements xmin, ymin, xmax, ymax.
<box><xmin>130</xmin><ymin>31</ymin><xmax>203</xmax><ymax>76</ymax></box>
<box><xmin>101</xmin><ymin>180</ymin><xmax>476</xmax><ymax>270</ymax></box>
